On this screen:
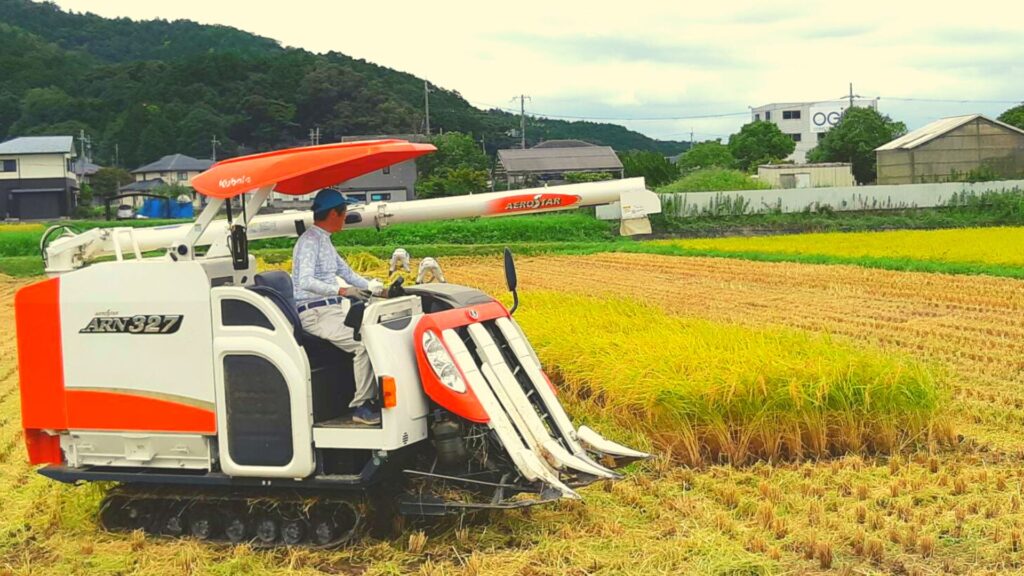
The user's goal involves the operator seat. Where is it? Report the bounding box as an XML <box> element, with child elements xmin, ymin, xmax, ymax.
<box><xmin>250</xmin><ymin>270</ymin><xmax>354</xmax><ymax>421</ymax></box>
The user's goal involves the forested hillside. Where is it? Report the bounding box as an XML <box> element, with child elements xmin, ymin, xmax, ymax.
<box><xmin>0</xmin><ymin>0</ymin><xmax>687</xmax><ymax>168</ymax></box>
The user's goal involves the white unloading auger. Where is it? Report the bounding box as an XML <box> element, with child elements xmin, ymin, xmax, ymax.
<box><xmin>42</xmin><ymin>177</ymin><xmax>660</xmax><ymax>275</ymax></box>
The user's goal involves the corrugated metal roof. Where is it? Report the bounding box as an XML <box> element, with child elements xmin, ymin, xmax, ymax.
<box><xmin>498</xmin><ymin>146</ymin><xmax>622</xmax><ymax>173</ymax></box>
<box><xmin>132</xmin><ymin>154</ymin><xmax>213</xmax><ymax>174</ymax></box>
<box><xmin>875</xmin><ymin>114</ymin><xmax>1024</xmax><ymax>151</ymax></box>
<box><xmin>533</xmin><ymin>139</ymin><xmax>596</xmax><ymax>149</ymax></box>
<box><xmin>0</xmin><ymin>136</ymin><xmax>75</xmax><ymax>155</ymax></box>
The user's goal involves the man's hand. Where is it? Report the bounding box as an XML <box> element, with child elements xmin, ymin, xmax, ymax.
<box><xmin>366</xmin><ymin>279</ymin><xmax>385</xmax><ymax>297</ymax></box>
<box><xmin>339</xmin><ymin>286</ymin><xmax>370</xmax><ymax>300</ymax></box>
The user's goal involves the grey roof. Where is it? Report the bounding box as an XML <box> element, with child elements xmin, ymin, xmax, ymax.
<box><xmin>0</xmin><ymin>136</ymin><xmax>75</xmax><ymax>155</ymax></box>
<box><xmin>875</xmin><ymin>114</ymin><xmax>1024</xmax><ymax>151</ymax></box>
<box><xmin>73</xmin><ymin>158</ymin><xmax>102</xmax><ymax>176</ymax></box>
<box><xmin>132</xmin><ymin>154</ymin><xmax>213</xmax><ymax>174</ymax></box>
<box><xmin>532</xmin><ymin>139</ymin><xmax>597</xmax><ymax>149</ymax></box>
<box><xmin>120</xmin><ymin>178</ymin><xmax>167</xmax><ymax>192</ymax></box>
<box><xmin>498</xmin><ymin>146</ymin><xmax>623</xmax><ymax>173</ymax></box>
<box><xmin>340</xmin><ymin>134</ymin><xmax>431</xmax><ymax>143</ymax></box>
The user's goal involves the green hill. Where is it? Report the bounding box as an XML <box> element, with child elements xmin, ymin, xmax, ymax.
<box><xmin>0</xmin><ymin>0</ymin><xmax>688</xmax><ymax>167</ymax></box>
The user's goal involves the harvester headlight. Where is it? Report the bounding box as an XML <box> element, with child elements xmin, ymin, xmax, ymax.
<box><xmin>422</xmin><ymin>331</ymin><xmax>467</xmax><ymax>393</ymax></box>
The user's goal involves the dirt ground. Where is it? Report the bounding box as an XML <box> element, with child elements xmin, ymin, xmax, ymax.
<box><xmin>3</xmin><ymin>255</ymin><xmax>1024</xmax><ymax>575</ymax></box>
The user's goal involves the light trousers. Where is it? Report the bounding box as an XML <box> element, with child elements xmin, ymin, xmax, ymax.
<box><xmin>299</xmin><ymin>304</ymin><xmax>376</xmax><ymax>408</ymax></box>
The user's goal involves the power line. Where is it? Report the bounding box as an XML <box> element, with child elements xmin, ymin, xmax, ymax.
<box><xmin>470</xmin><ymin>93</ymin><xmax>1020</xmax><ymax>124</ymax></box>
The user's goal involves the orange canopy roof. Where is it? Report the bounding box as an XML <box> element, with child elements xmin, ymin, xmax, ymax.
<box><xmin>191</xmin><ymin>139</ymin><xmax>436</xmax><ymax>199</ymax></box>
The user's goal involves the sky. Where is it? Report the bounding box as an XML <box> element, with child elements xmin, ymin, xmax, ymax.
<box><xmin>51</xmin><ymin>0</ymin><xmax>1024</xmax><ymax>143</ymax></box>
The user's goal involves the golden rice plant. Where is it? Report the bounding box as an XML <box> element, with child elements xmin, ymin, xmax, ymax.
<box><xmin>656</xmin><ymin>226</ymin><xmax>1024</xmax><ymax>267</ymax></box>
<box><xmin>512</xmin><ymin>291</ymin><xmax>947</xmax><ymax>466</ymax></box>
<box><xmin>256</xmin><ymin>252</ymin><xmax>417</xmax><ymax>285</ymax></box>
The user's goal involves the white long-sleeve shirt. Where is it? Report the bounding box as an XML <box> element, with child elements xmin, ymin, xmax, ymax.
<box><xmin>291</xmin><ymin>225</ymin><xmax>369</xmax><ymax>304</ymax></box>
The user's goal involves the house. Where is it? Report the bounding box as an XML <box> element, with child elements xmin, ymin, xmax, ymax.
<box><xmin>271</xmin><ymin>135</ymin><xmax>427</xmax><ymax>206</ymax></box>
<box><xmin>875</xmin><ymin>114</ymin><xmax>1024</xmax><ymax>185</ymax></box>
<box><xmin>0</xmin><ymin>135</ymin><xmax>78</xmax><ymax>220</ymax></box>
<box><xmin>131</xmin><ymin>154</ymin><xmax>213</xmax><ymax>190</ymax></box>
<box><xmin>496</xmin><ymin>140</ymin><xmax>624</xmax><ymax>187</ymax></box>
<box><xmin>72</xmin><ymin>157</ymin><xmax>102</xmax><ymax>185</ymax></box>
<box><xmin>757</xmin><ymin>163</ymin><xmax>856</xmax><ymax>189</ymax></box>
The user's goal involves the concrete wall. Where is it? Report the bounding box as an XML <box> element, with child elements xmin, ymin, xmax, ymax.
<box><xmin>878</xmin><ymin>118</ymin><xmax>1024</xmax><ymax>184</ymax></box>
<box><xmin>0</xmin><ymin>153</ymin><xmax>75</xmax><ymax>181</ymax></box>
<box><xmin>661</xmin><ymin>179</ymin><xmax>1024</xmax><ymax>217</ymax></box>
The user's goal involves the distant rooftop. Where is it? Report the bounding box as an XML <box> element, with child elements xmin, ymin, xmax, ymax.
<box><xmin>875</xmin><ymin>114</ymin><xmax>1024</xmax><ymax>151</ymax></box>
<box><xmin>0</xmin><ymin>136</ymin><xmax>75</xmax><ymax>155</ymax></box>
<box><xmin>532</xmin><ymin>139</ymin><xmax>597</xmax><ymax>149</ymax></box>
<box><xmin>498</xmin><ymin>145</ymin><xmax>622</xmax><ymax>173</ymax></box>
<box><xmin>132</xmin><ymin>154</ymin><xmax>213</xmax><ymax>174</ymax></box>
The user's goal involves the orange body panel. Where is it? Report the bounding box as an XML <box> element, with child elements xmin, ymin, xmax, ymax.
<box><xmin>191</xmin><ymin>140</ymin><xmax>436</xmax><ymax>199</ymax></box>
<box><xmin>15</xmin><ymin>278</ymin><xmax>67</xmax><ymax>464</ymax></box>
<box><xmin>65</xmin><ymin>390</ymin><xmax>216</xmax><ymax>434</ymax></box>
<box><xmin>15</xmin><ymin>278</ymin><xmax>67</xmax><ymax>430</ymax></box>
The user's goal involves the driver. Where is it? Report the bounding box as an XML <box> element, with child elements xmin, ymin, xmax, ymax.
<box><xmin>292</xmin><ymin>188</ymin><xmax>385</xmax><ymax>425</ymax></box>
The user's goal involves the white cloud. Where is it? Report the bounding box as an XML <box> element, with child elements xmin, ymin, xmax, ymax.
<box><xmin>50</xmin><ymin>0</ymin><xmax>1024</xmax><ymax>141</ymax></box>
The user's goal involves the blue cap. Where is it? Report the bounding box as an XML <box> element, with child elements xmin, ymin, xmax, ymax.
<box><xmin>312</xmin><ymin>188</ymin><xmax>350</xmax><ymax>213</ymax></box>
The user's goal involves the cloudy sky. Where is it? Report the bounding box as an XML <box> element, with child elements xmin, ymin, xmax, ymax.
<box><xmin>52</xmin><ymin>0</ymin><xmax>1024</xmax><ymax>143</ymax></box>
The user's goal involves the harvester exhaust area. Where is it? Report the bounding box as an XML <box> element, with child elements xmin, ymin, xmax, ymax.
<box><xmin>15</xmin><ymin>140</ymin><xmax>650</xmax><ymax>546</ymax></box>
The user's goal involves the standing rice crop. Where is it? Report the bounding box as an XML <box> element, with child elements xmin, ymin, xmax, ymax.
<box><xmin>513</xmin><ymin>291</ymin><xmax>948</xmax><ymax>465</ymax></box>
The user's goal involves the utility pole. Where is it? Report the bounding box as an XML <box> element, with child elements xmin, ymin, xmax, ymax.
<box><xmin>690</xmin><ymin>129</ymin><xmax>694</xmax><ymax>148</ymax></box>
<box><xmin>849</xmin><ymin>82</ymin><xmax>855</xmax><ymax>110</ymax></box>
<box><xmin>423</xmin><ymin>81</ymin><xmax>433</xmax><ymax>135</ymax></box>
<box><xmin>211</xmin><ymin>135</ymin><xmax>220</xmax><ymax>162</ymax></box>
<box><xmin>114</xmin><ymin>143</ymin><xmax>119</xmax><ymax>168</ymax></box>
<box><xmin>309</xmin><ymin>127</ymin><xmax>321</xmax><ymax>147</ymax></box>
<box><xmin>515</xmin><ymin>94</ymin><xmax>531</xmax><ymax>149</ymax></box>
<box><xmin>77</xmin><ymin>129</ymin><xmax>90</xmax><ymax>180</ymax></box>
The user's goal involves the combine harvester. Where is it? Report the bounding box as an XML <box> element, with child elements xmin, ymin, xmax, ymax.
<box><xmin>15</xmin><ymin>140</ymin><xmax>658</xmax><ymax>546</ymax></box>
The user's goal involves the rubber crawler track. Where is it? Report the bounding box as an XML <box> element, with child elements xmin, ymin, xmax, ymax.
<box><xmin>98</xmin><ymin>485</ymin><xmax>365</xmax><ymax>548</ymax></box>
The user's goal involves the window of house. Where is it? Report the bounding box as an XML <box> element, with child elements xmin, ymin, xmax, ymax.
<box><xmin>382</xmin><ymin>166</ymin><xmax>391</xmax><ymax>175</ymax></box>
<box><xmin>754</xmin><ymin>113</ymin><xmax>761</xmax><ymax>121</ymax></box>
<box><xmin>782</xmin><ymin>110</ymin><xmax>801</xmax><ymax>120</ymax></box>
<box><xmin>67</xmin><ymin>158</ymin><xmax>74</xmax><ymax>173</ymax></box>
<box><xmin>789</xmin><ymin>133</ymin><xmax>802</xmax><ymax>142</ymax></box>
<box><xmin>1</xmin><ymin>159</ymin><xmax>16</xmax><ymax>173</ymax></box>
<box><xmin>370</xmin><ymin>192</ymin><xmax>392</xmax><ymax>202</ymax></box>
<box><xmin>177</xmin><ymin>171</ymin><xmax>188</xmax><ymax>181</ymax></box>
<box><xmin>817</xmin><ymin>132</ymin><xmax>826</xmax><ymax>141</ymax></box>
<box><xmin>765</xmin><ymin>111</ymin><xmax>772</xmax><ymax>121</ymax></box>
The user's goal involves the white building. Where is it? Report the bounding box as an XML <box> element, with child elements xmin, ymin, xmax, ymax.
<box><xmin>751</xmin><ymin>99</ymin><xmax>879</xmax><ymax>163</ymax></box>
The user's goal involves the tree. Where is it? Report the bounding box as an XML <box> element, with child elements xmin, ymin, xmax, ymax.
<box><xmin>619</xmin><ymin>150</ymin><xmax>679</xmax><ymax>188</ymax></box>
<box><xmin>416</xmin><ymin>132</ymin><xmax>489</xmax><ymax>199</ymax></box>
<box><xmin>90</xmin><ymin>167</ymin><xmax>133</xmax><ymax>200</ymax></box>
<box><xmin>807</xmin><ymin>107</ymin><xmax>906</xmax><ymax>184</ymax></box>
<box><xmin>727</xmin><ymin>121</ymin><xmax>796</xmax><ymax>172</ymax></box>
<box><xmin>677</xmin><ymin>141</ymin><xmax>735</xmax><ymax>172</ymax></box>
<box><xmin>999</xmin><ymin>104</ymin><xmax>1024</xmax><ymax>131</ymax></box>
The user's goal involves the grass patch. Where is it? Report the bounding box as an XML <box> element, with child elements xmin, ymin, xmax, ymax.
<box><xmin>514</xmin><ymin>291</ymin><xmax>949</xmax><ymax>466</ymax></box>
<box><xmin>656</xmin><ymin>168</ymin><xmax>772</xmax><ymax>193</ymax></box>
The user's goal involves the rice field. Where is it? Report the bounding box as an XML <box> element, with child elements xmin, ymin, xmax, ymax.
<box><xmin>655</xmin><ymin>226</ymin><xmax>1024</xmax><ymax>267</ymax></box>
<box><xmin>2</xmin><ymin>246</ymin><xmax>1024</xmax><ymax>574</ymax></box>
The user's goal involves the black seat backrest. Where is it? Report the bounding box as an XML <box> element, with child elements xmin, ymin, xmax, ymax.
<box><xmin>251</xmin><ymin>271</ymin><xmax>303</xmax><ymax>343</ymax></box>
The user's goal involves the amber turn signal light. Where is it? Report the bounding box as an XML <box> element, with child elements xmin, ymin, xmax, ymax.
<box><xmin>380</xmin><ymin>376</ymin><xmax>397</xmax><ymax>408</ymax></box>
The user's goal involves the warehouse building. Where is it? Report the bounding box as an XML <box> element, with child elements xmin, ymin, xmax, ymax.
<box><xmin>751</xmin><ymin>99</ymin><xmax>878</xmax><ymax>163</ymax></box>
<box><xmin>496</xmin><ymin>140</ymin><xmax>623</xmax><ymax>187</ymax></box>
<box><xmin>875</xmin><ymin>114</ymin><xmax>1024</xmax><ymax>185</ymax></box>
<box><xmin>0</xmin><ymin>136</ymin><xmax>79</xmax><ymax>220</ymax></box>
<box><xmin>757</xmin><ymin>163</ymin><xmax>855</xmax><ymax>189</ymax></box>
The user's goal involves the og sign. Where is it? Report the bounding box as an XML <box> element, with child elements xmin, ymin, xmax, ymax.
<box><xmin>808</xmin><ymin>104</ymin><xmax>846</xmax><ymax>133</ymax></box>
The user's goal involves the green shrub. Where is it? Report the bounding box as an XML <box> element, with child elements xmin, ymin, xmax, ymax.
<box><xmin>656</xmin><ymin>168</ymin><xmax>771</xmax><ymax>193</ymax></box>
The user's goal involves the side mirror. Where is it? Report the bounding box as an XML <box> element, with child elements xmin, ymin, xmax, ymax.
<box><xmin>503</xmin><ymin>247</ymin><xmax>519</xmax><ymax>315</ymax></box>
<box><xmin>345</xmin><ymin>211</ymin><xmax>363</xmax><ymax>225</ymax></box>
<box><xmin>503</xmin><ymin>247</ymin><xmax>518</xmax><ymax>292</ymax></box>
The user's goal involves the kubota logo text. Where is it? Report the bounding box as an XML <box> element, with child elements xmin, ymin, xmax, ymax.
<box><xmin>218</xmin><ymin>175</ymin><xmax>252</xmax><ymax>188</ymax></box>
<box><xmin>491</xmin><ymin>193</ymin><xmax>581</xmax><ymax>214</ymax></box>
